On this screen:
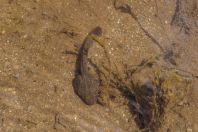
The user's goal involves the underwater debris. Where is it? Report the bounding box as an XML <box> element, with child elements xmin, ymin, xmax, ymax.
<box><xmin>96</xmin><ymin>57</ymin><xmax>191</xmax><ymax>131</ymax></box>
<box><xmin>128</xmin><ymin>80</ymin><xmax>167</xmax><ymax>132</ymax></box>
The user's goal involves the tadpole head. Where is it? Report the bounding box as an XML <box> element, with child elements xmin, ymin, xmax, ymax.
<box><xmin>91</xmin><ymin>26</ymin><xmax>102</xmax><ymax>36</ymax></box>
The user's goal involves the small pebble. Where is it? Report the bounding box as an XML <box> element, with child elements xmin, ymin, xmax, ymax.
<box><xmin>2</xmin><ymin>30</ymin><xmax>5</xmax><ymax>34</ymax></box>
<box><xmin>74</xmin><ymin>115</ymin><xmax>78</xmax><ymax>121</ymax></box>
<box><xmin>23</xmin><ymin>34</ymin><xmax>28</xmax><ymax>38</ymax></box>
<box><xmin>187</xmin><ymin>128</ymin><xmax>192</xmax><ymax>132</ymax></box>
<box><xmin>13</xmin><ymin>74</ymin><xmax>20</xmax><ymax>80</ymax></box>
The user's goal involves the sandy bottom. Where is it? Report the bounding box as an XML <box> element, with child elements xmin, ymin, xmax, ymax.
<box><xmin>0</xmin><ymin>0</ymin><xmax>198</xmax><ymax>131</ymax></box>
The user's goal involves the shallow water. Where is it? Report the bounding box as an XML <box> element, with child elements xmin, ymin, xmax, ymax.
<box><xmin>0</xmin><ymin>0</ymin><xmax>197</xmax><ymax>131</ymax></box>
